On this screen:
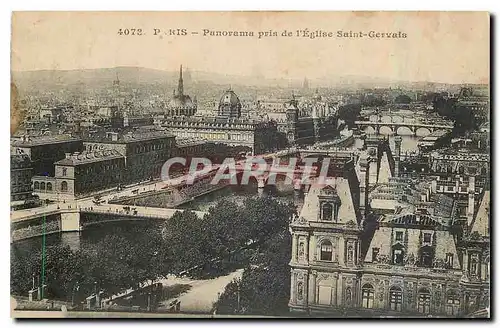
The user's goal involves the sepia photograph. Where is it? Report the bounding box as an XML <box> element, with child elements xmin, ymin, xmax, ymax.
<box><xmin>9</xmin><ymin>11</ymin><xmax>490</xmax><ymax>319</ymax></box>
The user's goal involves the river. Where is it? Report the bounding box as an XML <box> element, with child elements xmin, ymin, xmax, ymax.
<box><xmin>12</xmin><ymin>132</ymin><xmax>421</xmax><ymax>253</ymax></box>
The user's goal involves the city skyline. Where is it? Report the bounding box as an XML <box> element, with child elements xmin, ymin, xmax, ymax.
<box><xmin>12</xmin><ymin>12</ymin><xmax>489</xmax><ymax>84</ymax></box>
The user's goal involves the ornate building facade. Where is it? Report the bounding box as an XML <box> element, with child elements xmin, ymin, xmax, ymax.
<box><xmin>161</xmin><ymin>89</ymin><xmax>279</xmax><ymax>155</ymax></box>
<box><xmin>288</xmin><ymin>155</ymin><xmax>490</xmax><ymax>317</ymax></box>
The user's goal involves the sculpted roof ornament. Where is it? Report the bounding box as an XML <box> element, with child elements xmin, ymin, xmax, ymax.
<box><xmin>292</xmin><ymin>215</ymin><xmax>308</xmax><ymax>226</ymax></box>
<box><xmin>345</xmin><ymin>220</ymin><xmax>357</xmax><ymax>227</ymax></box>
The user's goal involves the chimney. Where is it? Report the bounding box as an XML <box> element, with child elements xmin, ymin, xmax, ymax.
<box><xmin>431</xmin><ymin>179</ymin><xmax>437</xmax><ymax>193</ymax></box>
<box><xmin>467</xmin><ymin>176</ymin><xmax>476</xmax><ymax>226</ymax></box>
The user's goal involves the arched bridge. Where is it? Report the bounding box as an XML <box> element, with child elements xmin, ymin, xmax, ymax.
<box><xmin>354</xmin><ymin>120</ymin><xmax>453</xmax><ymax>136</ymax></box>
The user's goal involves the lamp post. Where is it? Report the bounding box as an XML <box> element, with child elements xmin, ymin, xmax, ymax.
<box><xmin>236</xmin><ymin>281</ymin><xmax>241</xmax><ymax>314</ymax></box>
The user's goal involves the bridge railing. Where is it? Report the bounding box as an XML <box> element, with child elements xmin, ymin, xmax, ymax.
<box><xmin>82</xmin><ymin>207</ymin><xmax>206</xmax><ymax>220</ymax></box>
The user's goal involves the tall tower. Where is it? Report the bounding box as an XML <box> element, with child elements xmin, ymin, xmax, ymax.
<box><xmin>303</xmin><ymin>77</ymin><xmax>309</xmax><ymax>90</ymax></box>
<box><xmin>285</xmin><ymin>93</ymin><xmax>299</xmax><ymax>146</ymax></box>
<box><xmin>177</xmin><ymin>65</ymin><xmax>184</xmax><ymax>97</ymax></box>
<box><xmin>113</xmin><ymin>72</ymin><xmax>120</xmax><ymax>86</ymax></box>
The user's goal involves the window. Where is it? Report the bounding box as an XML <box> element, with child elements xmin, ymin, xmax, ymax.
<box><xmin>322</xmin><ymin>203</ymin><xmax>333</xmax><ymax>221</ymax></box>
<box><xmin>423</xmin><ymin>233</ymin><xmax>432</xmax><ymax>243</ymax></box>
<box><xmin>418</xmin><ymin>288</ymin><xmax>431</xmax><ymax>314</ymax></box>
<box><xmin>419</xmin><ymin>246</ymin><xmax>434</xmax><ymax>268</ymax></box>
<box><xmin>392</xmin><ymin>245</ymin><xmax>404</xmax><ymax>265</ymax></box>
<box><xmin>446</xmin><ymin>291</ymin><xmax>460</xmax><ymax>316</ymax></box>
<box><xmin>372</xmin><ymin>248</ymin><xmax>380</xmax><ymax>262</ymax></box>
<box><xmin>446</xmin><ymin>253</ymin><xmax>454</xmax><ymax>268</ymax></box>
<box><xmin>297</xmin><ymin>282</ymin><xmax>304</xmax><ymax>301</ymax></box>
<box><xmin>362</xmin><ymin>284</ymin><xmax>375</xmax><ymax>309</ymax></box>
<box><xmin>61</xmin><ymin>181</ymin><xmax>68</xmax><ymax>192</ymax></box>
<box><xmin>46</xmin><ymin>182</ymin><xmax>52</xmax><ymax>192</ymax></box>
<box><xmin>395</xmin><ymin>231</ymin><xmax>403</xmax><ymax>242</ymax></box>
<box><xmin>62</xmin><ymin>168</ymin><xmax>67</xmax><ymax>177</ymax></box>
<box><xmin>320</xmin><ymin>240</ymin><xmax>333</xmax><ymax>261</ymax></box>
<box><xmin>34</xmin><ymin>181</ymin><xmax>40</xmax><ymax>190</ymax></box>
<box><xmin>389</xmin><ymin>287</ymin><xmax>403</xmax><ymax>311</ymax></box>
<box><xmin>40</xmin><ymin>182</ymin><xmax>46</xmax><ymax>190</ymax></box>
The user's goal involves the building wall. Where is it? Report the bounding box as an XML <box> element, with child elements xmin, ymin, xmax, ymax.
<box><xmin>11</xmin><ymin>155</ymin><xmax>33</xmax><ymax>202</ymax></box>
<box><xmin>124</xmin><ymin>137</ymin><xmax>174</xmax><ymax>183</ymax></box>
<box><xmin>55</xmin><ymin>157</ymin><xmax>125</xmax><ymax>197</ymax></box>
<box><xmin>84</xmin><ymin>136</ymin><xmax>174</xmax><ymax>184</ymax></box>
<box><xmin>15</xmin><ymin>140</ymin><xmax>83</xmax><ymax>176</ymax></box>
<box><xmin>167</xmin><ymin>127</ymin><xmax>257</xmax><ymax>153</ymax></box>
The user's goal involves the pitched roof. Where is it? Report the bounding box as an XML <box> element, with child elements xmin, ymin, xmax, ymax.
<box><xmin>55</xmin><ymin>149</ymin><xmax>124</xmax><ymax>166</ymax></box>
<box><xmin>298</xmin><ymin>176</ymin><xmax>360</xmax><ymax>225</ymax></box>
<box><xmin>470</xmin><ymin>190</ymin><xmax>490</xmax><ymax>237</ymax></box>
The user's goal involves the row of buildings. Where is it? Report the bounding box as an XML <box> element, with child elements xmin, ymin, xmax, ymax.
<box><xmin>11</xmin><ymin>66</ymin><xmax>343</xmax><ymax>203</ymax></box>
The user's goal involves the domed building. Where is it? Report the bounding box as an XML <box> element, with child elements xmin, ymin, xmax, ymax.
<box><xmin>217</xmin><ymin>89</ymin><xmax>242</xmax><ymax>118</ymax></box>
<box><xmin>159</xmin><ymin>88</ymin><xmax>279</xmax><ymax>155</ymax></box>
<box><xmin>166</xmin><ymin>65</ymin><xmax>197</xmax><ymax>117</ymax></box>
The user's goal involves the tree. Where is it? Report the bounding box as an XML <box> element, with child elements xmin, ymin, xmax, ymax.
<box><xmin>361</xmin><ymin>95</ymin><xmax>387</xmax><ymax>107</ymax></box>
<box><xmin>431</xmin><ymin>95</ymin><xmax>478</xmax><ymax>135</ymax></box>
<box><xmin>337</xmin><ymin>104</ymin><xmax>361</xmax><ymax>128</ymax></box>
<box><xmin>214</xmin><ymin>231</ymin><xmax>292</xmax><ymax>316</ymax></box>
<box><xmin>243</xmin><ymin>196</ymin><xmax>294</xmax><ymax>244</ymax></box>
<box><xmin>202</xmin><ymin>199</ymin><xmax>247</xmax><ymax>258</ymax></box>
<box><xmin>394</xmin><ymin>94</ymin><xmax>412</xmax><ymax>104</ymax></box>
<box><xmin>161</xmin><ymin>210</ymin><xmax>208</xmax><ymax>273</ymax></box>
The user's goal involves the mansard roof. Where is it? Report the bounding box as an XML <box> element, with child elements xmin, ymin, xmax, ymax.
<box><xmin>469</xmin><ymin>190</ymin><xmax>490</xmax><ymax>238</ymax></box>
<box><xmin>387</xmin><ymin>213</ymin><xmax>442</xmax><ymax>227</ymax></box>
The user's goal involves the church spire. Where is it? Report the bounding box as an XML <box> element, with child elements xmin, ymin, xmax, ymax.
<box><xmin>177</xmin><ymin>65</ymin><xmax>184</xmax><ymax>96</ymax></box>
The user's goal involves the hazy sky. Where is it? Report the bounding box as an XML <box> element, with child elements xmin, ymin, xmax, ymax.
<box><xmin>11</xmin><ymin>11</ymin><xmax>489</xmax><ymax>84</ymax></box>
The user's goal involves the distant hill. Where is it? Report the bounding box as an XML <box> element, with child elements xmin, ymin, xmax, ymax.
<box><xmin>11</xmin><ymin>66</ymin><xmax>485</xmax><ymax>92</ymax></box>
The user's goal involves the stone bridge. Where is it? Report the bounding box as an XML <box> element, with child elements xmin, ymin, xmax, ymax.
<box><xmin>11</xmin><ymin>203</ymin><xmax>207</xmax><ymax>242</ymax></box>
<box><xmin>355</xmin><ymin>120</ymin><xmax>453</xmax><ymax>136</ymax></box>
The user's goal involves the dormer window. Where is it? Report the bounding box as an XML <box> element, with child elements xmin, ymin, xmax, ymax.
<box><xmin>318</xmin><ymin>185</ymin><xmax>341</xmax><ymax>222</ymax></box>
<box><xmin>322</xmin><ymin>203</ymin><xmax>333</xmax><ymax>221</ymax></box>
<box><xmin>372</xmin><ymin>248</ymin><xmax>380</xmax><ymax>262</ymax></box>
<box><xmin>446</xmin><ymin>253</ymin><xmax>454</xmax><ymax>268</ymax></box>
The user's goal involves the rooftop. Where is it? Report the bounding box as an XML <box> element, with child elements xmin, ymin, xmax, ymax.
<box><xmin>11</xmin><ymin>154</ymin><xmax>32</xmax><ymax>167</ymax></box>
<box><xmin>55</xmin><ymin>149</ymin><xmax>124</xmax><ymax>166</ymax></box>
<box><xmin>84</xmin><ymin>130</ymin><xmax>175</xmax><ymax>143</ymax></box>
<box><xmin>175</xmin><ymin>137</ymin><xmax>209</xmax><ymax>148</ymax></box>
<box><xmin>11</xmin><ymin>135</ymin><xmax>81</xmax><ymax>147</ymax></box>
<box><xmin>162</xmin><ymin>115</ymin><xmax>269</xmax><ymax>126</ymax></box>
